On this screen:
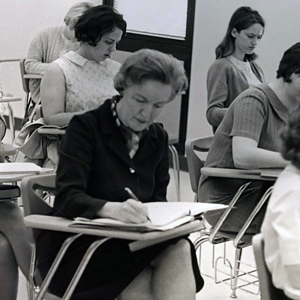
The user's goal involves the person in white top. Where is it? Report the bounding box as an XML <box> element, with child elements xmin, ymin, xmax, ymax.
<box><xmin>25</xmin><ymin>2</ymin><xmax>94</xmax><ymax>103</ymax></box>
<box><xmin>40</xmin><ymin>5</ymin><xmax>127</xmax><ymax>127</ymax></box>
<box><xmin>261</xmin><ymin>101</ymin><xmax>300</xmax><ymax>300</ymax></box>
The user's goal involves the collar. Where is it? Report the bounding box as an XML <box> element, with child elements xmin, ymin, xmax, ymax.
<box><xmin>110</xmin><ymin>96</ymin><xmax>148</xmax><ymax>141</ymax></box>
<box><xmin>255</xmin><ymin>84</ymin><xmax>289</xmax><ymax>123</ymax></box>
<box><xmin>62</xmin><ymin>51</ymin><xmax>109</xmax><ymax>67</ymax></box>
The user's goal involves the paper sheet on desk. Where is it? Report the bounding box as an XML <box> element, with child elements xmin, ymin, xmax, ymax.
<box><xmin>71</xmin><ymin>202</ymin><xmax>227</xmax><ymax>232</ymax></box>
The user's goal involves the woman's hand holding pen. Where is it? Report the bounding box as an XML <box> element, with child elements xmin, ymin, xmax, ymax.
<box><xmin>97</xmin><ymin>199</ymin><xmax>149</xmax><ymax>224</ymax></box>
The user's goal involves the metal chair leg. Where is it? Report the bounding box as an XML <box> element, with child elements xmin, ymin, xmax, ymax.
<box><xmin>231</xmin><ymin>247</ymin><xmax>243</xmax><ymax>298</ymax></box>
<box><xmin>62</xmin><ymin>237</ymin><xmax>111</xmax><ymax>300</ymax></box>
<box><xmin>168</xmin><ymin>144</ymin><xmax>181</xmax><ymax>201</ymax></box>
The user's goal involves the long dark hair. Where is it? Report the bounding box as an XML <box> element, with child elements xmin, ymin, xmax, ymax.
<box><xmin>215</xmin><ymin>6</ymin><xmax>265</xmax><ymax>61</ymax></box>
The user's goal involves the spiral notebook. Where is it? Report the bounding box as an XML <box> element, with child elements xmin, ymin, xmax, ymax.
<box><xmin>0</xmin><ymin>162</ymin><xmax>53</xmax><ymax>175</ymax></box>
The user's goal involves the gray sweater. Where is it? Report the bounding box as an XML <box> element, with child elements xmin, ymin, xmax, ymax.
<box><xmin>25</xmin><ymin>26</ymin><xmax>80</xmax><ymax>102</ymax></box>
<box><xmin>206</xmin><ymin>57</ymin><xmax>264</xmax><ymax>132</ymax></box>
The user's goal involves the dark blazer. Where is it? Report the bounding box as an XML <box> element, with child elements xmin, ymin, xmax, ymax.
<box><xmin>54</xmin><ymin>98</ymin><xmax>170</xmax><ymax>219</ymax></box>
<box><xmin>36</xmin><ymin>100</ymin><xmax>204</xmax><ymax>298</ymax></box>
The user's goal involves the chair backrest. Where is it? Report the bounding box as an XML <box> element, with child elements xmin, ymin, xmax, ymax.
<box><xmin>252</xmin><ymin>234</ymin><xmax>285</xmax><ymax>300</ymax></box>
<box><xmin>185</xmin><ymin>136</ymin><xmax>213</xmax><ymax>196</ymax></box>
<box><xmin>19</xmin><ymin>58</ymin><xmax>30</xmax><ymax>94</ymax></box>
<box><xmin>21</xmin><ymin>173</ymin><xmax>56</xmax><ymax>243</ymax></box>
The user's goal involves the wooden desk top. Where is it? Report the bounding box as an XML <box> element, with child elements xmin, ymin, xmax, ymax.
<box><xmin>0</xmin><ymin>97</ymin><xmax>22</xmax><ymax>103</ymax></box>
<box><xmin>201</xmin><ymin>167</ymin><xmax>283</xmax><ymax>181</ymax></box>
<box><xmin>38</xmin><ymin>128</ymin><xmax>66</xmax><ymax>135</ymax></box>
<box><xmin>24</xmin><ymin>74</ymin><xmax>43</xmax><ymax>79</ymax></box>
<box><xmin>24</xmin><ymin>215</ymin><xmax>203</xmax><ymax>251</ymax></box>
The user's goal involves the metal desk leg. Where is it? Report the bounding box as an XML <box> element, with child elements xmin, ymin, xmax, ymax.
<box><xmin>168</xmin><ymin>144</ymin><xmax>181</xmax><ymax>201</ymax></box>
<box><xmin>7</xmin><ymin>103</ymin><xmax>15</xmax><ymax>143</ymax></box>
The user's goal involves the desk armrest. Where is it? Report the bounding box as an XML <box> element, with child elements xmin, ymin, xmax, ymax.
<box><xmin>24</xmin><ymin>215</ymin><xmax>204</xmax><ymax>248</ymax></box>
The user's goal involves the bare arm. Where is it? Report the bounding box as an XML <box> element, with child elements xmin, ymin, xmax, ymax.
<box><xmin>40</xmin><ymin>63</ymin><xmax>80</xmax><ymax>126</ymax></box>
<box><xmin>232</xmin><ymin>136</ymin><xmax>288</xmax><ymax>169</ymax></box>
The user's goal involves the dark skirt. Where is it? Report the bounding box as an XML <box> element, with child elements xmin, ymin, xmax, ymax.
<box><xmin>37</xmin><ymin>230</ymin><xmax>204</xmax><ymax>300</ymax></box>
<box><xmin>198</xmin><ymin>177</ymin><xmax>273</xmax><ymax>234</ymax></box>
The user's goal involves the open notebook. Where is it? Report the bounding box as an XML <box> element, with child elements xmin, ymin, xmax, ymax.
<box><xmin>70</xmin><ymin>202</ymin><xmax>227</xmax><ymax>232</ymax></box>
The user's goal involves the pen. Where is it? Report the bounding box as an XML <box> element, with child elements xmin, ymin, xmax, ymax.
<box><xmin>125</xmin><ymin>187</ymin><xmax>151</xmax><ymax>222</ymax></box>
<box><xmin>125</xmin><ymin>187</ymin><xmax>139</xmax><ymax>201</ymax></box>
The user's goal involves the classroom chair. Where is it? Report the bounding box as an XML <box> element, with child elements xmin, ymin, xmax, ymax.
<box><xmin>19</xmin><ymin>58</ymin><xmax>43</xmax><ymax>125</ymax></box>
<box><xmin>252</xmin><ymin>234</ymin><xmax>286</xmax><ymax>300</ymax></box>
<box><xmin>185</xmin><ymin>136</ymin><xmax>273</xmax><ymax>298</ymax></box>
<box><xmin>21</xmin><ymin>173</ymin><xmax>201</xmax><ymax>300</ymax></box>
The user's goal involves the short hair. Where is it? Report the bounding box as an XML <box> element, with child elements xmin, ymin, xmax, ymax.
<box><xmin>215</xmin><ymin>6</ymin><xmax>265</xmax><ymax>61</ymax></box>
<box><xmin>280</xmin><ymin>104</ymin><xmax>300</xmax><ymax>169</ymax></box>
<box><xmin>114</xmin><ymin>49</ymin><xmax>188</xmax><ymax>101</ymax></box>
<box><xmin>64</xmin><ymin>2</ymin><xmax>94</xmax><ymax>29</ymax></box>
<box><xmin>74</xmin><ymin>5</ymin><xmax>126</xmax><ymax>47</ymax></box>
<box><xmin>276</xmin><ymin>43</ymin><xmax>300</xmax><ymax>82</ymax></box>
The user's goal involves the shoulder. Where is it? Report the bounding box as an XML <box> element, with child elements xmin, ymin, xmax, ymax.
<box><xmin>208</xmin><ymin>58</ymin><xmax>235</xmax><ymax>76</ymax></box>
<box><xmin>151</xmin><ymin>122</ymin><xmax>168</xmax><ymax>143</ymax></box>
<box><xmin>42</xmin><ymin>62</ymin><xmax>65</xmax><ymax>84</ymax></box>
<box><xmin>209</xmin><ymin>58</ymin><xmax>232</xmax><ymax>69</ymax></box>
<box><xmin>33</xmin><ymin>26</ymin><xmax>61</xmax><ymax>40</ymax></box>
<box><xmin>237</xmin><ymin>86</ymin><xmax>267</xmax><ymax>102</ymax></box>
<box><xmin>105</xmin><ymin>59</ymin><xmax>121</xmax><ymax>73</ymax></box>
<box><xmin>233</xmin><ymin>86</ymin><xmax>268</xmax><ymax>113</ymax></box>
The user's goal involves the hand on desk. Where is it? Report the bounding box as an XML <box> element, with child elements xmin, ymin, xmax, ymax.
<box><xmin>97</xmin><ymin>200</ymin><xmax>149</xmax><ymax>224</ymax></box>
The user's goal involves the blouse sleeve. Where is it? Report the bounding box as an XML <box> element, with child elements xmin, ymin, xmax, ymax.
<box><xmin>230</xmin><ymin>90</ymin><xmax>267</xmax><ymax>142</ymax></box>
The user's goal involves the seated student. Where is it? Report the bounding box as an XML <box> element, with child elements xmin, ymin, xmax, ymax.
<box><xmin>36</xmin><ymin>49</ymin><xmax>204</xmax><ymax>300</ymax></box>
<box><xmin>25</xmin><ymin>2</ymin><xmax>94</xmax><ymax>103</ymax></box>
<box><xmin>0</xmin><ymin>200</ymin><xmax>32</xmax><ymax>300</ymax></box>
<box><xmin>198</xmin><ymin>43</ymin><xmax>300</xmax><ymax>234</ymax></box>
<box><xmin>261</xmin><ymin>106</ymin><xmax>300</xmax><ymax>300</ymax></box>
<box><xmin>40</xmin><ymin>5</ymin><xmax>127</xmax><ymax>127</ymax></box>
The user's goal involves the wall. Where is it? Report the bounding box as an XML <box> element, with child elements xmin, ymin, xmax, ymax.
<box><xmin>188</xmin><ymin>0</ymin><xmax>300</xmax><ymax>140</ymax></box>
<box><xmin>1</xmin><ymin>0</ymin><xmax>300</xmax><ymax>140</ymax></box>
<box><xmin>0</xmin><ymin>0</ymin><xmax>102</xmax><ymax>118</ymax></box>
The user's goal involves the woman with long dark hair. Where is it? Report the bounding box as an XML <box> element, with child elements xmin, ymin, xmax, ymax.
<box><xmin>206</xmin><ymin>6</ymin><xmax>265</xmax><ymax>132</ymax></box>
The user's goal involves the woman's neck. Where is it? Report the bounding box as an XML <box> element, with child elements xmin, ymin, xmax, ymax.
<box><xmin>76</xmin><ymin>45</ymin><xmax>104</xmax><ymax>64</ymax></box>
<box><xmin>231</xmin><ymin>50</ymin><xmax>245</xmax><ymax>61</ymax></box>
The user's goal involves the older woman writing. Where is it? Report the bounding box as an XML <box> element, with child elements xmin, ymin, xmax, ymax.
<box><xmin>36</xmin><ymin>49</ymin><xmax>204</xmax><ymax>300</ymax></box>
<box><xmin>40</xmin><ymin>5</ymin><xmax>127</xmax><ymax>127</ymax></box>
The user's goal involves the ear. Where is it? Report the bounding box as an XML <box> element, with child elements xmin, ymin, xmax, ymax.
<box><xmin>231</xmin><ymin>28</ymin><xmax>238</xmax><ymax>38</ymax></box>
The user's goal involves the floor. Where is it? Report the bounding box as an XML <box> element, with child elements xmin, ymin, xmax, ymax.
<box><xmin>7</xmin><ymin>129</ymin><xmax>260</xmax><ymax>300</ymax></box>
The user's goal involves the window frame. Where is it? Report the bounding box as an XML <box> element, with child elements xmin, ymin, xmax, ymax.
<box><xmin>104</xmin><ymin>0</ymin><xmax>195</xmax><ymax>154</ymax></box>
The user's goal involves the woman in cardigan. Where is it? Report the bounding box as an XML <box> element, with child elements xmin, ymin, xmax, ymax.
<box><xmin>37</xmin><ymin>49</ymin><xmax>204</xmax><ymax>300</ymax></box>
<box><xmin>25</xmin><ymin>2</ymin><xmax>94</xmax><ymax>103</ymax></box>
<box><xmin>206</xmin><ymin>6</ymin><xmax>265</xmax><ymax>133</ymax></box>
